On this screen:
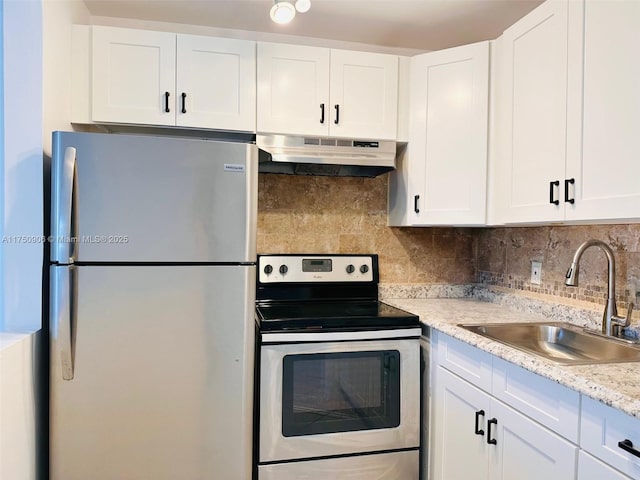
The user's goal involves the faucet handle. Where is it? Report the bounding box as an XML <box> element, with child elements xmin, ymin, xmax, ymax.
<box><xmin>624</xmin><ymin>302</ymin><xmax>634</xmax><ymax>327</ymax></box>
<box><xmin>612</xmin><ymin>303</ymin><xmax>634</xmax><ymax>338</ymax></box>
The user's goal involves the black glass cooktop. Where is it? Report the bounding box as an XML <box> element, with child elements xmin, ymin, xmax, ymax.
<box><xmin>255</xmin><ymin>300</ymin><xmax>420</xmax><ymax>332</ymax></box>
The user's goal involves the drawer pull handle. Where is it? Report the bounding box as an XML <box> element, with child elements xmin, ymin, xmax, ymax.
<box><xmin>549</xmin><ymin>180</ymin><xmax>560</xmax><ymax>205</ymax></box>
<box><xmin>164</xmin><ymin>91</ymin><xmax>170</xmax><ymax>113</ymax></box>
<box><xmin>564</xmin><ymin>178</ymin><xmax>575</xmax><ymax>204</ymax></box>
<box><xmin>487</xmin><ymin>418</ymin><xmax>498</xmax><ymax>445</ymax></box>
<box><xmin>414</xmin><ymin>194</ymin><xmax>420</xmax><ymax>214</ymax></box>
<box><xmin>618</xmin><ymin>439</ymin><xmax>640</xmax><ymax>458</ymax></box>
<box><xmin>474</xmin><ymin>410</ymin><xmax>485</xmax><ymax>436</ymax></box>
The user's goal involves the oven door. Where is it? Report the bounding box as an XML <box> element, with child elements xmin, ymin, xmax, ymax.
<box><xmin>259</xmin><ymin>338</ymin><xmax>420</xmax><ymax>462</ymax></box>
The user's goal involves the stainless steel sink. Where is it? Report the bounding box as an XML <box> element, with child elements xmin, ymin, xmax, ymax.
<box><xmin>458</xmin><ymin>322</ymin><xmax>640</xmax><ymax>365</ymax></box>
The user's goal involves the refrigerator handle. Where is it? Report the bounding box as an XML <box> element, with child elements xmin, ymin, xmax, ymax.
<box><xmin>51</xmin><ymin>266</ymin><xmax>75</xmax><ymax>380</ymax></box>
<box><xmin>52</xmin><ymin>147</ymin><xmax>77</xmax><ymax>263</ymax></box>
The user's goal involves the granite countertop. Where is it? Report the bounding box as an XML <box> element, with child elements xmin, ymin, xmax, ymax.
<box><xmin>383</xmin><ymin>295</ymin><xmax>640</xmax><ymax>420</ymax></box>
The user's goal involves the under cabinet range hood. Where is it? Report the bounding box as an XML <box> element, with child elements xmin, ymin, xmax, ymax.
<box><xmin>257</xmin><ymin>134</ymin><xmax>397</xmax><ymax>177</ymax></box>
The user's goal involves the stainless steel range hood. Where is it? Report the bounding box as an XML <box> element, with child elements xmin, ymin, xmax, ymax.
<box><xmin>257</xmin><ymin>134</ymin><xmax>397</xmax><ymax>177</ymax></box>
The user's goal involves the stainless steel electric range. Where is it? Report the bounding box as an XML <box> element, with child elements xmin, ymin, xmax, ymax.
<box><xmin>255</xmin><ymin>254</ymin><xmax>421</xmax><ymax>480</ymax></box>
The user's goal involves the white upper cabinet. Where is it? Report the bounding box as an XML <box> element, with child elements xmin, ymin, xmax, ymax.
<box><xmin>81</xmin><ymin>26</ymin><xmax>256</xmax><ymax>132</ymax></box>
<box><xmin>564</xmin><ymin>0</ymin><xmax>640</xmax><ymax>222</ymax></box>
<box><xmin>175</xmin><ymin>35</ymin><xmax>256</xmax><ymax>131</ymax></box>
<box><xmin>491</xmin><ymin>0</ymin><xmax>640</xmax><ymax>225</ymax></box>
<box><xmin>92</xmin><ymin>27</ymin><xmax>177</xmax><ymax>126</ymax></box>
<box><xmin>415</xmin><ymin>42</ymin><xmax>489</xmax><ymax>226</ymax></box>
<box><xmin>257</xmin><ymin>43</ymin><xmax>398</xmax><ymax>139</ymax></box>
<box><xmin>492</xmin><ymin>0</ymin><xmax>572</xmax><ymax>224</ymax></box>
<box><xmin>329</xmin><ymin>49</ymin><xmax>399</xmax><ymax>139</ymax></box>
<box><xmin>256</xmin><ymin>43</ymin><xmax>330</xmax><ymax>137</ymax></box>
<box><xmin>388</xmin><ymin>41</ymin><xmax>489</xmax><ymax>226</ymax></box>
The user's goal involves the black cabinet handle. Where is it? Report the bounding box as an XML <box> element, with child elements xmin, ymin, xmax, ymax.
<box><xmin>487</xmin><ymin>418</ymin><xmax>498</xmax><ymax>445</ymax></box>
<box><xmin>320</xmin><ymin>103</ymin><xmax>325</xmax><ymax>124</ymax></box>
<box><xmin>414</xmin><ymin>195</ymin><xmax>420</xmax><ymax>214</ymax></box>
<box><xmin>618</xmin><ymin>439</ymin><xmax>640</xmax><ymax>458</ymax></box>
<box><xmin>164</xmin><ymin>92</ymin><xmax>170</xmax><ymax>113</ymax></box>
<box><xmin>474</xmin><ymin>410</ymin><xmax>485</xmax><ymax>436</ymax></box>
<box><xmin>549</xmin><ymin>180</ymin><xmax>560</xmax><ymax>205</ymax></box>
<box><xmin>181</xmin><ymin>93</ymin><xmax>187</xmax><ymax>114</ymax></box>
<box><xmin>564</xmin><ymin>178</ymin><xmax>575</xmax><ymax>204</ymax></box>
<box><xmin>334</xmin><ymin>104</ymin><xmax>340</xmax><ymax>124</ymax></box>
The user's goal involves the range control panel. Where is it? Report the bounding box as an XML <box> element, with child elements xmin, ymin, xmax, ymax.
<box><xmin>258</xmin><ymin>254</ymin><xmax>375</xmax><ymax>283</ymax></box>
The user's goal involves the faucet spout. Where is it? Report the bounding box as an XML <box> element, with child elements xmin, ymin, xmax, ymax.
<box><xmin>565</xmin><ymin>240</ymin><xmax>623</xmax><ymax>336</ymax></box>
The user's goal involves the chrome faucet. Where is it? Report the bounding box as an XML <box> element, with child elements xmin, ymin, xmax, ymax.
<box><xmin>565</xmin><ymin>239</ymin><xmax>634</xmax><ymax>337</ymax></box>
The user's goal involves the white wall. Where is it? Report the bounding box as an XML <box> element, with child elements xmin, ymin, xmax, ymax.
<box><xmin>0</xmin><ymin>333</ymin><xmax>40</xmax><ymax>480</ymax></box>
<box><xmin>1</xmin><ymin>0</ymin><xmax>43</xmax><ymax>334</ymax></box>
<box><xmin>1</xmin><ymin>0</ymin><xmax>44</xmax><ymax>477</ymax></box>
<box><xmin>89</xmin><ymin>14</ymin><xmax>425</xmax><ymax>57</ymax></box>
<box><xmin>0</xmin><ymin>0</ymin><xmax>93</xmax><ymax>477</ymax></box>
<box><xmin>42</xmin><ymin>0</ymin><xmax>91</xmax><ymax>156</ymax></box>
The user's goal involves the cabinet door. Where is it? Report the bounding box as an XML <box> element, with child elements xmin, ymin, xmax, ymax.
<box><xmin>489</xmin><ymin>399</ymin><xmax>578</xmax><ymax>480</ymax></box>
<box><xmin>578</xmin><ymin>451</ymin><xmax>633</xmax><ymax>480</ymax></box>
<box><xmin>565</xmin><ymin>0</ymin><xmax>640</xmax><ymax>222</ymax></box>
<box><xmin>92</xmin><ymin>26</ymin><xmax>176</xmax><ymax>125</ymax></box>
<box><xmin>329</xmin><ymin>49</ymin><xmax>398</xmax><ymax>140</ymax></box>
<box><xmin>257</xmin><ymin>43</ymin><xmax>330</xmax><ymax>136</ymax></box>
<box><xmin>580</xmin><ymin>396</ymin><xmax>640</xmax><ymax>479</ymax></box>
<box><xmin>431</xmin><ymin>367</ymin><xmax>490</xmax><ymax>480</ymax></box>
<box><xmin>495</xmin><ymin>0</ymin><xmax>569</xmax><ymax>223</ymax></box>
<box><xmin>176</xmin><ymin>35</ymin><xmax>256</xmax><ymax>132</ymax></box>
<box><xmin>408</xmin><ymin>42</ymin><xmax>489</xmax><ymax>225</ymax></box>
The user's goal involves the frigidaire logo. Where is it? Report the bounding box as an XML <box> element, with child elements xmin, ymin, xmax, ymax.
<box><xmin>224</xmin><ymin>164</ymin><xmax>245</xmax><ymax>172</ymax></box>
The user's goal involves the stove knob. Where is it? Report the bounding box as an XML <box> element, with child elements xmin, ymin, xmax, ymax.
<box><xmin>346</xmin><ymin>264</ymin><xmax>355</xmax><ymax>274</ymax></box>
<box><xmin>360</xmin><ymin>264</ymin><xmax>369</xmax><ymax>274</ymax></box>
<box><xmin>263</xmin><ymin>264</ymin><xmax>273</xmax><ymax>275</ymax></box>
<box><xmin>279</xmin><ymin>264</ymin><xmax>288</xmax><ymax>275</ymax></box>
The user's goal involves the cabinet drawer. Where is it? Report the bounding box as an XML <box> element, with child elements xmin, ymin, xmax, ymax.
<box><xmin>578</xmin><ymin>450</ymin><xmax>633</xmax><ymax>480</ymax></box>
<box><xmin>492</xmin><ymin>356</ymin><xmax>580</xmax><ymax>442</ymax></box>
<box><xmin>434</xmin><ymin>332</ymin><xmax>492</xmax><ymax>393</ymax></box>
<box><xmin>581</xmin><ymin>396</ymin><xmax>640</xmax><ymax>479</ymax></box>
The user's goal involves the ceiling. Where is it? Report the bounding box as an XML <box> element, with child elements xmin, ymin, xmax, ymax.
<box><xmin>83</xmin><ymin>0</ymin><xmax>544</xmax><ymax>52</ymax></box>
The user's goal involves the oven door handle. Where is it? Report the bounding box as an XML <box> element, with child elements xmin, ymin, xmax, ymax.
<box><xmin>383</xmin><ymin>352</ymin><xmax>397</xmax><ymax>371</ymax></box>
<box><xmin>260</xmin><ymin>328</ymin><xmax>422</xmax><ymax>343</ymax></box>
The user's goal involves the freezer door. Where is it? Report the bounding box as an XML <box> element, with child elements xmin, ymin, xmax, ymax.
<box><xmin>50</xmin><ymin>265</ymin><xmax>255</xmax><ymax>480</ymax></box>
<box><xmin>51</xmin><ymin>131</ymin><xmax>257</xmax><ymax>263</ymax></box>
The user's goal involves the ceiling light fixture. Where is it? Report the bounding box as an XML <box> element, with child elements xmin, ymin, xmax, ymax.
<box><xmin>270</xmin><ymin>0</ymin><xmax>296</xmax><ymax>24</ymax></box>
<box><xmin>270</xmin><ymin>0</ymin><xmax>311</xmax><ymax>25</ymax></box>
<box><xmin>294</xmin><ymin>0</ymin><xmax>311</xmax><ymax>13</ymax></box>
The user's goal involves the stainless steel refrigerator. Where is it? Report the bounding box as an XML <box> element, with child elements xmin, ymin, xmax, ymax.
<box><xmin>49</xmin><ymin>131</ymin><xmax>257</xmax><ymax>480</ymax></box>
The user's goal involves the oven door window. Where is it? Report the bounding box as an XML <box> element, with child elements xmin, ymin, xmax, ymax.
<box><xmin>282</xmin><ymin>350</ymin><xmax>401</xmax><ymax>437</ymax></box>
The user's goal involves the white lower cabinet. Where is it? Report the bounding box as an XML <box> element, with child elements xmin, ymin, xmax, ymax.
<box><xmin>578</xmin><ymin>451</ymin><xmax>633</xmax><ymax>480</ymax></box>
<box><xmin>580</xmin><ymin>396</ymin><xmax>640</xmax><ymax>479</ymax></box>
<box><xmin>431</xmin><ymin>367</ymin><xmax>491</xmax><ymax>480</ymax></box>
<box><xmin>431</xmin><ymin>364</ymin><xmax>577</xmax><ymax>480</ymax></box>
<box><xmin>490</xmin><ymin>398</ymin><xmax>577</xmax><ymax>480</ymax></box>
<box><xmin>431</xmin><ymin>331</ymin><xmax>579</xmax><ymax>480</ymax></box>
<box><xmin>430</xmin><ymin>330</ymin><xmax>640</xmax><ymax>480</ymax></box>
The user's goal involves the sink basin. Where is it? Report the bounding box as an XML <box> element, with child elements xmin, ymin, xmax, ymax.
<box><xmin>458</xmin><ymin>322</ymin><xmax>640</xmax><ymax>365</ymax></box>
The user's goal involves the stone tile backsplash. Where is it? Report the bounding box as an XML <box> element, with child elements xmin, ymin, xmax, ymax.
<box><xmin>257</xmin><ymin>173</ymin><xmax>640</xmax><ymax>313</ymax></box>
<box><xmin>477</xmin><ymin>225</ymin><xmax>640</xmax><ymax>312</ymax></box>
